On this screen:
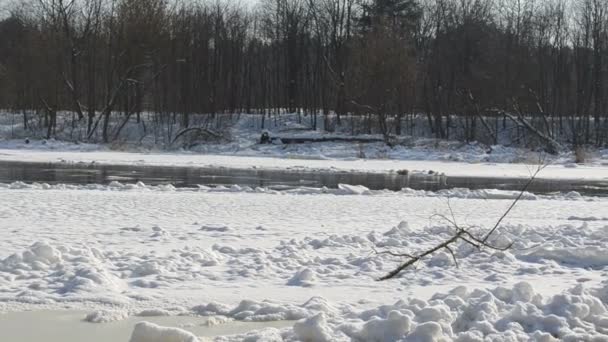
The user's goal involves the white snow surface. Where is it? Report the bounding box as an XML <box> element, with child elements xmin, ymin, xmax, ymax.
<box><xmin>130</xmin><ymin>321</ymin><xmax>199</xmax><ymax>342</ymax></box>
<box><xmin>0</xmin><ymin>183</ymin><xmax>608</xmax><ymax>340</ymax></box>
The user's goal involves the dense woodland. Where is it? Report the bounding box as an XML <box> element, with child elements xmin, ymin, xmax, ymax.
<box><xmin>0</xmin><ymin>0</ymin><xmax>607</xmax><ymax>151</ymax></box>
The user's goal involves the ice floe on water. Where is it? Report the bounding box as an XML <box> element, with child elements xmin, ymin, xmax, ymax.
<box><xmin>130</xmin><ymin>321</ymin><xmax>199</xmax><ymax>342</ymax></box>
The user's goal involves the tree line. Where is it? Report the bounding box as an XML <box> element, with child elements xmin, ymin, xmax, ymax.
<box><xmin>0</xmin><ymin>0</ymin><xmax>607</xmax><ymax>151</ymax></box>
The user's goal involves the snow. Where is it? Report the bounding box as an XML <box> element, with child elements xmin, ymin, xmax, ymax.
<box><xmin>0</xmin><ymin>181</ymin><xmax>607</xmax><ymax>339</ymax></box>
<box><xmin>129</xmin><ymin>321</ymin><xmax>199</xmax><ymax>342</ymax></box>
<box><xmin>351</xmin><ymin>310</ymin><xmax>412</xmax><ymax>341</ymax></box>
<box><xmin>85</xmin><ymin>309</ymin><xmax>130</xmax><ymax>323</ymax></box>
<box><xmin>3</xmin><ymin>114</ymin><xmax>608</xmax><ymax>340</ymax></box>
<box><xmin>214</xmin><ymin>282</ymin><xmax>608</xmax><ymax>341</ymax></box>
<box><xmin>287</xmin><ymin>269</ymin><xmax>317</xmax><ymax>287</ymax></box>
<box><xmin>521</xmin><ymin>246</ymin><xmax>608</xmax><ymax>268</ymax></box>
<box><xmin>10</xmin><ymin>113</ymin><xmax>608</xmax><ymax>336</ymax></box>
<box><xmin>293</xmin><ymin>313</ymin><xmax>333</xmax><ymax>342</ymax></box>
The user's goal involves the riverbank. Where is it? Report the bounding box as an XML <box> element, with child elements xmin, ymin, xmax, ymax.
<box><xmin>1</xmin><ymin>149</ymin><xmax>607</xmax><ymax>196</ymax></box>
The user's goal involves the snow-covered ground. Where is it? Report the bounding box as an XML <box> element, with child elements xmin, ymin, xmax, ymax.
<box><xmin>1</xmin><ymin>182</ymin><xmax>608</xmax><ymax>340</ymax></box>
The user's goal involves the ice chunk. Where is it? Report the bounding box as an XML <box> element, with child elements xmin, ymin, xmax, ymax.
<box><xmin>84</xmin><ymin>310</ymin><xmax>129</xmax><ymax>323</ymax></box>
<box><xmin>337</xmin><ymin>184</ymin><xmax>372</xmax><ymax>195</ymax></box>
<box><xmin>129</xmin><ymin>321</ymin><xmax>199</xmax><ymax>342</ymax></box>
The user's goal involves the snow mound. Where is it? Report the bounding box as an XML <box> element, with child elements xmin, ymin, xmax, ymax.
<box><xmin>349</xmin><ymin>310</ymin><xmax>413</xmax><ymax>341</ymax></box>
<box><xmin>192</xmin><ymin>297</ymin><xmax>338</xmax><ymax>323</ymax></box>
<box><xmin>405</xmin><ymin>322</ymin><xmax>447</xmax><ymax>341</ymax></box>
<box><xmin>293</xmin><ymin>313</ymin><xmax>333</xmax><ymax>342</ymax></box>
<box><xmin>287</xmin><ymin>268</ymin><xmax>316</xmax><ymax>287</ymax></box>
<box><xmin>129</xmin><ymin>321</ymin><xmax>199</xmax><ymax>342</ymax></box>
<box><xmin>0</xmin><ymin>242</ymin><xmax>126</xmax><ymax>300</ymax></box>
<box><xmin>0</xmin><ymin>241</ymin><xmax>226</xmax><ymax>306</ymax></box>
<box><xmin>521</xmin><ymin>246</ymin><xmax>608</xmax><ymax>268</ymax></box>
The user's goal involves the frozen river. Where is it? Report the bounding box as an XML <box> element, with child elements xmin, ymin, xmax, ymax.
<box><xmin>1</xmin><ymin>160</ymin><xmax>607</xmax><ymax>195</ymax></box>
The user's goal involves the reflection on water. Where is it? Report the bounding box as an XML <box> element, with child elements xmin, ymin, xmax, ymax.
<box><xmin>0</xmin><ymin>161</ymin><xmax>606</xmax><ymax>196</ymax></box>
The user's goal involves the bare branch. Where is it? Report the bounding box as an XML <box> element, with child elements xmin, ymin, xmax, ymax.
<box><xmin>379</xmin><ymin>162</ymin><xmax>546</xmax><ymax>280</ymax></box>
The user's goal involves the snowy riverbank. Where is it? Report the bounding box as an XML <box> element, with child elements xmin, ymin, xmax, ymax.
<box><xmin>0</xmin><ymin>148</ymin><xmax>607</xmax><ymax>183</ymax></box>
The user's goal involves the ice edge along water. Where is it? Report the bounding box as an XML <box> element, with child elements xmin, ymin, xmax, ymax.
<box><xmin>1</xmin><ymin>148</ymin><xmax>607</xmax><ymax>182</ymax></box>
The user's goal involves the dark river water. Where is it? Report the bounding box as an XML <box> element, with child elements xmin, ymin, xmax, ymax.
<box><xmin>0</xmin><ymin>160</ymin><xmax>607</xmax><ymax>196</ymax></box>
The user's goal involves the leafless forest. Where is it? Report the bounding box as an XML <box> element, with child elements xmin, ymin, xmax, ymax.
<box><xmin>0</xmin><ymin>0</ymin><xmax>607</xmax><ymax>151</ymax></box>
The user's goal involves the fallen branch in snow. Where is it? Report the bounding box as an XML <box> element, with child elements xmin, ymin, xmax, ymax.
<box><xmin>266</xmin><ymin>136</ymin><xmax>384</xmax><ymax>144</ymax></box>
<box><xmin>378</xmin><ymin>163</ymin><xmax>547</xmax><ymax>281</ymax></box>
<box><xmin>171</xmin><ymin>127</ymin><xmax>223</xmax><ymax>146</ymax></box>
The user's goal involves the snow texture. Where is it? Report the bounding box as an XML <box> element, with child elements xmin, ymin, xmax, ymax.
<box><xmin>0</xmin><ymin>183</ymin><xmax>606</xmax><ymax>340</ymax></box>
<box><xmin>129</xmin><ymin>321</ymin><xmax>199</xmax><ymax>342</ymax></box>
